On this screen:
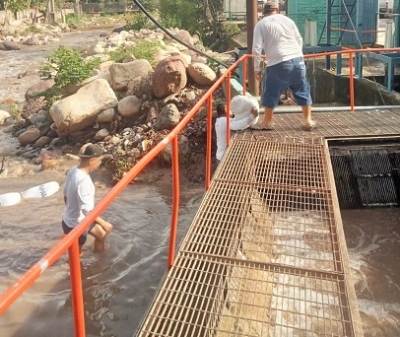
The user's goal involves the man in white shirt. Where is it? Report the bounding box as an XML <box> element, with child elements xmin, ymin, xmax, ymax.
<box><xmin>215</xmin><ymin>95</ymin><xmax>259</xmax><ymax>162</ymax></box>
<box><xmin>252</xmin><ymin>1</ymin><xmax>316</xmax><ymax>130</ymax></box>
<box><xmin>62</xmin><ymin>143</ymin><xmax>113</xmax><ymax>255</ymax></box>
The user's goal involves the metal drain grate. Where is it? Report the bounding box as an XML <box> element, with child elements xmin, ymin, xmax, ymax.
<box><xmin>137</xmin><ymin>137</ymin><xmax>362</xmax><ymax>337</ymax></box>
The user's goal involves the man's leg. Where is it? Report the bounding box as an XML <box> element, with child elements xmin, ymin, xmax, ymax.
<box><xmin>301</xmin><ymin>105</ymin><xmax>315</xmax><ymax>130</ymax></box>
<box><xmin>261</xmin><ymin>107</ymin><xmax>275</xmax><ymax>127</ymax></box>
<box><xmin>89</xmin><ymin>224</ymin><xmax>107</xmax><ymax>252</ymax></box>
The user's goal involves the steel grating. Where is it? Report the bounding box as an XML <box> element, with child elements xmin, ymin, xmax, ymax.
<box><xmin>137</xmin><ymin>136</ymin><xmax>362</xmax><ymax>337</ymax></box>
<box><xmin>245</xmin><ymin>109</ymin><xmax>400</xmax><ymax>139</ymax></box>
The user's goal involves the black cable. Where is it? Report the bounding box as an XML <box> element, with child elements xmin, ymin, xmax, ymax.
<box><xmin>131</xmin><ymin>0</ymin><xmax>229</xmax><ymax>69</ymax></box>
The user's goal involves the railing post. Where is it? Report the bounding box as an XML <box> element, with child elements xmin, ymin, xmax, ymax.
<box><xmin>68</xmin><ymin>241</ymin><xmax>85</xmax><ymax>337</ymax></box>
<box><xmin>242</xmin><ymin>56</ymin><xmax>247</xmax><ymax>95</ymax></box>
<box><xmin>205</xmin><ymin>97</ymin><xmax>213</xmax><ymax>190</ymax></box>
<box><xmin>349</xmin><ymin>51</ymin><xmax>355</xmax><ymax>111</ymax></box>
<box><xmin>226</xmin><ymin>72</ymin><xmax>231</xmax><ymax>147</ymax></box>
<box><xmin>168</xmin><ymin>136</ymin><xmax>180</xmax><ymax>268</ymax></box>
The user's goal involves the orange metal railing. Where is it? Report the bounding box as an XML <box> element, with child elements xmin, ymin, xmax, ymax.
<box><xmin>1</xmin><ymin>47</ymin><xmax>400</xmax><ymax>336</ymax></box>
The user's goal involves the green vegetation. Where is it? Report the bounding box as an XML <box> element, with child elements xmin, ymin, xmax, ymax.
<box><xmin>158</xmin><ymin>0</ymin><xmax>226</xmax><ymax>51</ymax></box>
<box><xmin>38</xmin><ymin>46</ymin><xmax>101</xmax><ymax>107</ymax></box>
<box><xmin>8</xmin><ymin>103</ymin><xmax>24</xmax><ymax>121</ymax></box>
<box><xmin>124</xmin><ymin>11</ymin><xmax>151</xmax><ymax>31</ymax></box>
<box><xmin>108</xmin><ymin>40</ymin><xmax>161</xmax><ymax>65</ymax></box>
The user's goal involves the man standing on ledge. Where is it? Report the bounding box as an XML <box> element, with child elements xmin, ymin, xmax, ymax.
<box><xmin>252</xmin><ymin>1</ymin><xmax>316</xmax><ymax>131</ymax></box>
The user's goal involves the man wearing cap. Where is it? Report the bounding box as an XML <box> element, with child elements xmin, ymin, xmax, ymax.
<box><xmin>252</xmin><ymin>1</ymin><xmax>316</xmax><ymax>130</ymax></box>
<box><xmin>215</xmin><ymin>95</ymin><xmax>259</xmax><ymax>162</ymax></box>
<box><xmin>62</xmin><ymin>143</ymin><xmax>113</xmax><ymax>255</ymax></box>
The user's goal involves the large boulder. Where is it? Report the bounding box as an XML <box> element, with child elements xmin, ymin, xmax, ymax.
<box><xmin>154</xmin><ymin>104</ymin><xmax>180</xmax><ymax>131</ymax></box>
<box><xmin>50</xmin><ymin>79</ymin><xmax>118</xmax><ymax>136</ymax></box>
<box><xmin>109</xmin><ymin>59</ymin><xmax>153</xmax><ymax>91</ymax></box>
<box><xmin>153</xmin><ymin>55</ymin><xmax>188</xmax><ymax>99</ymax></box>
<box><xmin>188</xmin><ymin>63</ymin><xmax>217</xmax><ymax>86</ymax></box>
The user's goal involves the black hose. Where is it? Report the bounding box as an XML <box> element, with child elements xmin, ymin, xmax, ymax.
<box><xmin>131</xmin><ymin>0</ymin><xmax>229</xmax><ymax>69</ymax></box>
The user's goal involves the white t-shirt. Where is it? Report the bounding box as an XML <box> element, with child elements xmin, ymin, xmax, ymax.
<box><xmin>252</xmin><ymin>14</ymin><xmax>304</xmax><ymax>71</ymax></box>
<box><xmin>215</xmin><ymin>114</ymin><xmax>258</xmax><ymax>161</ymax></box>
<box><xmin>63</xmin><ymin>166</ymin><xmax>95</xmax><ymax>228</ymax></box>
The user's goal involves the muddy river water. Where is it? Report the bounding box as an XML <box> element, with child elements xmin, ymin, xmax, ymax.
<box><xmin>0</xmin><ymin>28</ymin><xmax>399</xmax><ymax>337</ymax></box>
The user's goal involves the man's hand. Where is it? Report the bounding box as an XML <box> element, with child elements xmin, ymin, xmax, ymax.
<box><xmin>101</xmin><ymin>221</ymin><xmax>113</xmax><ymax>233</ymax></box>
<box><xmin>250</xmin><ymin>107</ymin><xmax>259</xmax><ymax>117</ymax></box>
<box><xmin>255</xmin><ymin>71</ymin><xmax>262</xmax><ymax>81</ymax></box>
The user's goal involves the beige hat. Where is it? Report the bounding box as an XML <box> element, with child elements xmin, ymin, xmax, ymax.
<box><xmin>263</xmin><ymin>1</ymin><xmax>279</xmax><ymax>14</ymax></box>
<box><xmin>78</xmin><ymin>143</ymin><xmax>104</xmax><ymax>158</ymax></box>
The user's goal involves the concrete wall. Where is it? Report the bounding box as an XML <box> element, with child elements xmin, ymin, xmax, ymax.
<box><xmin>308</xmin><ymin>65</ymin><xmax>400</xmax><ymax>106</ymax></box>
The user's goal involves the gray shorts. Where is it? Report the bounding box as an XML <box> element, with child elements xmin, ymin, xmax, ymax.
<box><xmin>62</xmin><ymin>220</ymin><xmax>96</xmax><ymax>246</ymax></box>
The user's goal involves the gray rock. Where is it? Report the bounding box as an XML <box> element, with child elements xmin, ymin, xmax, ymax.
<box><xmin>154</xmin><ymin>104</ymin><xmax>180</xmax><ymax>131</ymax></box>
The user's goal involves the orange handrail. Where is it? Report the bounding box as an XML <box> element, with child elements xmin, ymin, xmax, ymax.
<box><xmin>1</xmin><ymin>47</ymin><xmax>399</xmax><ymax>335</ymax></box>
<box><xmin>0</xmin><ymin>54</ymin><xmax>244</xmax><ymax>336</ymax></box>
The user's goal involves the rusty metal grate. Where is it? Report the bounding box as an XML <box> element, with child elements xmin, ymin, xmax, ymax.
<box><xmin>247</xmin><ymin>109</ymin><xmax>400</xmax><ymax>139</ymax></box>
<box><xmin>137</xmin><ymin>136</ymin><xmax>362</xmax><ymax>336</ymax></box>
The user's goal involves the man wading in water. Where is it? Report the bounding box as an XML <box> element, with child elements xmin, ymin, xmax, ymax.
<box><xmin>62</xmin><ymin>143</ymin><xmax>113</xmax><ymax>255</ymax></box>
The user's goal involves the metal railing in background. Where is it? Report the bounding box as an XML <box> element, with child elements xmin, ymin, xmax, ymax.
<box><xmin>0</xmin><ymin>47</ymin><xmax>399</xmax><ymax>336</ymax></box>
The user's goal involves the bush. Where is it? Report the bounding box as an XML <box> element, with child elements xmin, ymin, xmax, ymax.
<box><xmin>38</xmin><ymin>46</ymin><xmax>101</xmax><ymax>107</ymax></box>
<box><xmin>124</xmin><ymin>12</ymin><xmax>150</xmax><ymax>31</ymax></box>
<box><xmin>108</xmin><ymin>40</ymin><xmax>161</xmax><ymax>65</ymax></box>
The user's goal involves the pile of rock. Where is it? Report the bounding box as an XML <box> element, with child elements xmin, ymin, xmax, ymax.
<box><xmin>5</xmin><ymin>27</ymin><xmax>230</xmax><ymax>179</ymax></box>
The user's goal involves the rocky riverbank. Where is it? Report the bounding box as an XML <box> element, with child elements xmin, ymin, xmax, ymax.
<box><xmin>0</xmin><ymin>19</ymin><xmax>231</xmax><ymax>183</ymax></box>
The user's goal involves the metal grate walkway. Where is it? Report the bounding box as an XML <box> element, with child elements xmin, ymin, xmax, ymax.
<box><xmin>134</xmin><ymin>109</ymin><xmax>395</xmax><ymax>336</ymax></box>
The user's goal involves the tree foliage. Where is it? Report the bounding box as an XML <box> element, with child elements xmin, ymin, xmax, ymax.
<box><xmin>158</xmin><ymin>0</ymin><xmax>226</xmax><ymax>49</ymax></box>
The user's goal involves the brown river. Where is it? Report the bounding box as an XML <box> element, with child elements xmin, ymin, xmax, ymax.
<box><xmin>1</xmin><ymin>27</ymin><xmax>399</xmax><ymax>337</ymax></box>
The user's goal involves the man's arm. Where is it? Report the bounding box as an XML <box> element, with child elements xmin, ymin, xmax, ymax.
<box><xmin>95</xmin><ymin>217</ymin><xmax>113</xmax><ymax>233</ymax></box>
<box><xmin>252</xmin><ymin>23</ymin><xmax>263</xmax><ymax>80</ymax></box>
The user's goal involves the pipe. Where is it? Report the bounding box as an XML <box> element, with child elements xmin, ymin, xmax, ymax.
<box><xmin>131</xmin><ymin>0</ymin><xmax>229</xmax><ymax>69</ymax></box>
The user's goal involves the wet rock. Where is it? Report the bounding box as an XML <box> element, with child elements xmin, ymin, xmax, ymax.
<box><xmin>154</xmin><ymin>104</ymin><xmax>180</xmax><ymax>131</ymax></box>
<box><xmin>49</xmin><ymin>137</ymin><xmax>65</xmax><ymax>147</ymax></box>
<box><xmin>18</xmin><ymin>128</ymin><xmax>41</xmax><ymax>145</ymax></box>
<box><xmin>1</xmin><ymin>41</ymin><xmax>20</xmax><ymax>50</ymax></box>
<box><xmin>34</xmin><ymin>136</ymin><xmax>51</xmax><ymax>147</ymax></box>
<box><xmin>14</xmin><ymin>128</ymin><xmax>27</xmax><ymax>137</ymax></box>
